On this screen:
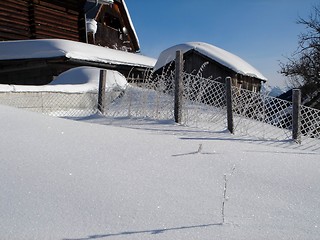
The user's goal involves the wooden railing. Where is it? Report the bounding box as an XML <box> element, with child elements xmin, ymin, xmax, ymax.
<box><xmin>94</xmin><ymin>23</ymin><xmax>134</xmax><ymax>52</ymax></box>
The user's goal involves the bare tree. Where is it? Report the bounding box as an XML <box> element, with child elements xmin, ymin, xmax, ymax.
<box><xmin>280</xmin><ymin>5</ymin><xmax>320</xmax><ymax>108</ymax></box>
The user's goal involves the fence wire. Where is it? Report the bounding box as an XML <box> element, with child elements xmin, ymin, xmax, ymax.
<box><xmin>182</xmin><ymin>73</ymin><xmax>227</xmax><ymax>131</ymax></box>
<box><xmin>301</xmin><ymin>105</ymin><xmax>320</xmax><ymax>139</ymax></box>
<box><xmin>103</xmin><ymin>74</ymin><xmax>174</xmax><ymax>121</ymax></box>
<box><xmin>0</xmin><ymin>91</ymin><xmax>98</xmax><ymax>117</ymax></box>
<box><xmin>231</xmin><ymin>87</ymin><xmax>293</xmax><ymax>141</ymax></box>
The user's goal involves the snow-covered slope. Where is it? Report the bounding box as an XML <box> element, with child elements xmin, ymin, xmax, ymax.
<box><xmin>0</xmin><ymin>105</ymin><xmax>319</xmax><ymax>240</ymax></box>
<box><xmin>154</xmin><ymin>42</ymin><xmax>267</xmax><ymax>81</ymax></box>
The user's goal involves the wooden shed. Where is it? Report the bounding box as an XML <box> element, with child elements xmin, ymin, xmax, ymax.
<box><xmin>154</xmin><ymin>42</ymin><xmax>267</xmax><ymax>92</ymax></box>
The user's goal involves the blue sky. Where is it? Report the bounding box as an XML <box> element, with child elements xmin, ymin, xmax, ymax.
<box><xmin>125</xmin><ymin>0</ymin><xmax>318</xmax><ymax>88</ymax></box>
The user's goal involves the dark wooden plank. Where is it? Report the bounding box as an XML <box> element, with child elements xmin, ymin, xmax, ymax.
<box><xmin>0</xmin><ymin>32</ymin><xmax>29</xmax><ymax>40</ymax></box>
<box><xmin>0</xmin><ymin>28</ymin><xmax>30</xmax><ymax>39</ymax></box>
<box><xmin>34</xmin><ymin>30</ymin><xmax>79</xmax><ymax>41</ymax></box>
<box><xmin>2</xmin><ymin>0</ymin><xmax>29</xmax><ymax>8</ymax></box>
<box><xmin>36</xmin><ymin>0</ymin><xmax>79</xmax><ymax>14</ymax></box>
<box><xmin>0</xmin><ymin>6</ymin><xmax>29</xmax><ymax>18</ymax></box>
<box><xmin>34</xmin><ymin>5</ymin><xmax>79</xmax><ymax>20</ymax></box>
<box><xmin>35</xmin><ymin>23</ymin><xmax>79</xmax><ymax>36</ymax></box>
<box><xmin>34</xmin><ymin>14</ymin><xmax>79</xmax><ymax>29</ymax></box>
<box><xmin>0</xmin><ymin>17</ymin><xmax>30</xmax><ymax>28</ymax></box>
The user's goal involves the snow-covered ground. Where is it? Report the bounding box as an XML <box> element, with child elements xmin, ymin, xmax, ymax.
<box><xmin>1</xmin><ymin>104</ymin><xmax>320</xmax><ymax>240</ymax></box>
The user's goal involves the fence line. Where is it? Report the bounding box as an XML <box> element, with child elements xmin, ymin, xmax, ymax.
<box><xmin>0</xmin><ymin>91</ymin><xmax>98</xmax><ymax>117</ymax></box>
<box><xmin>0</xmin><ymin>69</ymin><xmax>319</xmax><ymax>152</ymax></box>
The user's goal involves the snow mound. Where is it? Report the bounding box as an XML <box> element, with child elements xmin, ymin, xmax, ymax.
<box><xmin>154</xmin><ymin>42</ymin><xmax>267</xmax><ymax>81</ymax></box>
<box><xmin>0</xmin><ymin>67</ymin><xmax>128</xmax><ymax>93</ymax></box>
<box><xmin>50</xmin><ymin>67</ymin><xmax>128</xmax><ymax>92</ymax></box>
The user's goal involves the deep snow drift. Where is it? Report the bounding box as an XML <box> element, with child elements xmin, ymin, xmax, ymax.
<box><xmin>0</xmin><ymin>105</ymin><xmax>320</xmax><ymax>240</ymax></box>
<box><xmin>0</xmin><ymin>67</ymin><xmax>128</xmax><ymax>93</ymax></box>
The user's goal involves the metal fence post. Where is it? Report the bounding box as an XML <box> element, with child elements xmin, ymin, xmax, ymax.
<box><xmin>225</xmin><ymin>77</ymin><xmax>234</xmax><ymax>134</ymax></box>
<box><xmin>98</xmin><ymin>69</ymin><xmax>107</xmax><ymax>114</ymax></box>
<box><xmin>174</xmin><ymin>50</ymin><xmax>183</xmax><ymax>124</ymax></box>
<box><xmin>292</xmin><ymin>88</ymin><xmax>301</xmax><ymax>143</ymax></box>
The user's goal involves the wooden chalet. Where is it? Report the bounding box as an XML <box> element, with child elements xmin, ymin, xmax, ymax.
<box><xmin>154</xmin><ymin>42</ymin><xmax>267</xmax><ymax>92</ymax></box>
<box><xmin>85</xmin><ymin>0</ymin><xmax>139</xmax><ymax>52</ymax></box>
<box><xmin>0</xmin><ymin>0</ymin><xmax>150</xmax><ymax>85</ymax></box>
<box><xmin>0</xmin><ymin>0</ymin><xmax>85</xmax><ymax>42</ymax></box>
<box><xmin>0</xmin><ymin>0</ymin><xmax>139</xmax><ymax>52</ymax></box>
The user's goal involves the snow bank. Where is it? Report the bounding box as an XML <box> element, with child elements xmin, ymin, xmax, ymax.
<box><xmin>0</xmin><ymin>67</ymin><xmax>128</xmax><ymax>93</ymax></box>
<box><xmin>154</xmin><ymin>42</ymin><xmax>267</xmax><ymax>81</ymax></box>
<box><xmin>0</xmin><ymin>39</ymin><xmax>156</xmax><ymax>68</ymax></box>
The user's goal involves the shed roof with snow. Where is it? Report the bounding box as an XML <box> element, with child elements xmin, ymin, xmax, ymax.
<box><xmin>0</xmin><ymin>39</ymin><xmax>155</xmax><ymax>68</ymax></box>
<box><xmin>154</xmin><ymin>42</ymin><xmax>267</xmax><ymax>82</ymax></box>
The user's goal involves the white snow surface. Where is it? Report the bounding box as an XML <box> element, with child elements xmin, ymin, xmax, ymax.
<box><xmin>0</xmin><ymin>67</ymin><xmax>127</xmax><ymax>93</ymax></box>
<box><xmin>86</xmin><ymin>18</ymin><xmax>98</xmax><ymax>34</ymax></box>
<box><xmin>0</xmin><ymin>39</ymin><xmax>155</xmax><ymax>68</ymax></box>
<box><xmin>154</xmin><ymin>42</ymin><xmax>267</xmax><ymax>81</ymax></box>
<box><xmin>1</xmin><ymin>105</ymin><xmax>320</xmax><ymax>239</ymax></box>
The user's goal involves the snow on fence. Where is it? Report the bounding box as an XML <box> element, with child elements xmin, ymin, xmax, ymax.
<box><xmin>0</xmin><ymin>69</ymin><xmax>319</xmax><ymax>152</ymax></box>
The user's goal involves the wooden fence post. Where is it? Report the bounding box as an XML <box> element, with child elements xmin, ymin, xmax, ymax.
<box><xmin>174</xmin><ymin>50</ymin><xmax>183</xmax><ymax>124</ymax></box>
<box><xmin>292</xmin><ymin>88</ymin><xmax>301</xmax><ymax>143</ymax></box>
<box><xmin>225</xmin><ymin>77</ymin><xmax>234</xmax><ymax>134</ymax></box>
<box><xmin>98</xmin><ymin>69</ymin><xmax>107</xmax><ymax>114</ymax></box>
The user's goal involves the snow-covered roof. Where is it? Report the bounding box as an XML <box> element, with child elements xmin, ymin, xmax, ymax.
<box><xmin>121</xmin><ymin>0</ymin><xmax>140</xmax><ymax>49</ymax></box>
<box><xmin>154</xmin><ymin>42</ymin><xmax>267</xmax><ymax>81</ymax></box>
<box><xmin>0</xmin><ymin>39</ymin><xmax>155</xmax><ymax>68</ymax></box>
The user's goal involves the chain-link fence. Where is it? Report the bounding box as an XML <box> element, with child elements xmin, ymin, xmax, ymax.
<box><xmin>108</xmin><ymin>70</ymin><xmax>319</xmax><ymax>151</ymax></box>
<box><xmin>103</xmin><ymin>73</ymin><xmax>174</xmax><ymax>120</ymax></box>
<box><xmin>231</xmin><ymin>87</ymin><xmax>293</xmax><ymax>141</ymax></box>
<box><xmin>181</xmin><ymin>73</ymin><xmax>227</xmax><ymax>131</ymax></box>
<box><xmin>0</xmin><ymin>69</ymin><xmax>319</xmax><ymax>152</ymax></box>
<box><xmin>0</xmin><ymin>91</ymin><xmax>98</xmax><ymax>117</ymax></box>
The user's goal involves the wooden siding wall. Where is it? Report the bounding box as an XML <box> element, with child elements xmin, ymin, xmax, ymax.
<box><xmin>184</xmin><ymin>51</ymin><xmax>234</xmax><ymax>81</ymax></box>
<box><xmin>0</xmin><ymin>0</ymin><xmax>85</xmax><ymax>42</ymax></box>
<box><xmin>31</xmin><ymin>0</ymin><xmax>84</xmax><ymax>41</ymax></box>
<box><xmin>0</xmin><ymin>0</ymin><xmax>31</xmax><ymax>40</ymax></box>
